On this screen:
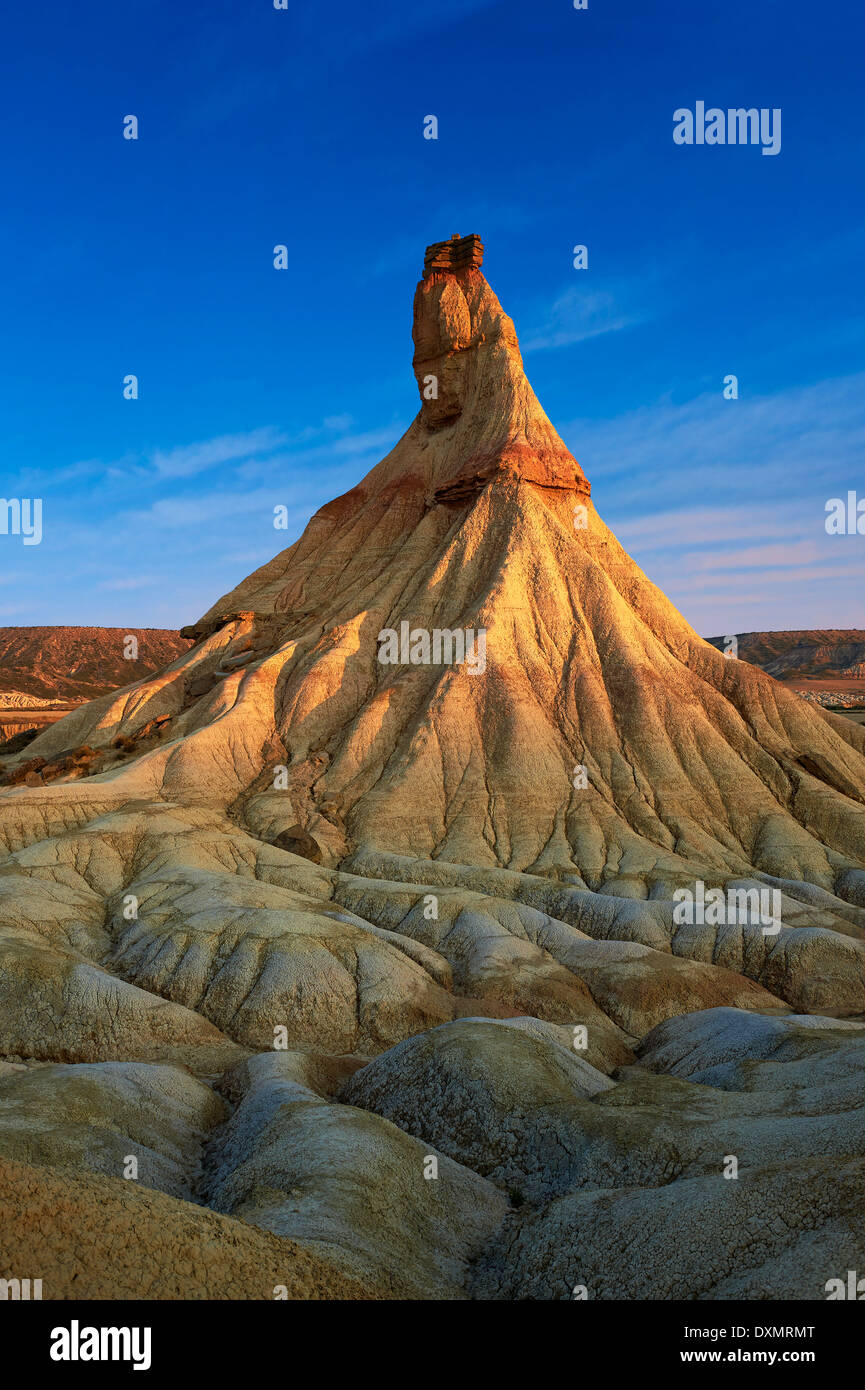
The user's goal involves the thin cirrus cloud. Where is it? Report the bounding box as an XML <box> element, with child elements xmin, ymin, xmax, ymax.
<box><xmin>122</xmin><ymin>487</ymin><xmax>302</xmax><ymax>531</ymax></box>
<box><xmin>614</xmin><ymin>506</ymin><xmax>809</xmax><ymax>551</ymax></box>
<box><xmin>655</xmin><ymin>554</ymin><xmax>865</xmax><ymax>632</ymax></box>
<box><xmin>568</xmin><ymin>372</ymin><xmax>865</xmax><ymax>632</ymax></box>
<box><xmin>149</xmin><ymin>428</ymin><xmax>288</xmax><ymax>480</ymax></box>
<box><xmin>522</xmin><ymin>287</ymin><xmax>640</xmax><ymax>353</ymax></box>
<box><xmin>145</xmin><ymin>417</ymin><xmax>398</xmax><ymax>489</ymax></box>
<box><xmin>98</xmin><ymin>575</ymin><xmax>160</xmax><ymax>592</ymax></box>
<box><xmin>31</xmin><ymin>418</ymin><xmax>399</xmax><ymax>573</ymax></box>
<box><xmin>678</xmin><ymin>541</ymin><xmax>822</xmax><ymax>574</ymax></box>
<box><xmin>651</xmin><ymin>549</ymin><xmax>864</xmax><ymax>630</ymax></box>
<box><xmin>235</xmin><ymin>423</ymin><xmax>402</xmax><ymax>482</ymax></box>
<box><xmin>567</xmin><ymin>371</ymin><xmax>865</xmax><ymax>507</ymax></box>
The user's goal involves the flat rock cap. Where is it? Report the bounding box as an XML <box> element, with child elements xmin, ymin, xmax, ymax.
<box><xmin>423</xmin><ymin>233</ymin><xmax>484</xmax><ymax>276</ymax></box>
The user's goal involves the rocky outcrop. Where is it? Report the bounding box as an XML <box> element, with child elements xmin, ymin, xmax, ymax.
<box><xmin>0</xmin><ymin>238</ymin><xmax>863</xmax><ymax>1301</ymax></box>
<box><xmin>201</xmin><ymin>1051</ymin><xmax>508</xmax><ymax>1299</ymax></box>
<box><xmin>0</xmin><ymin>1060</ymin><xmax>225</xmax><ymax>1200</ymax></box>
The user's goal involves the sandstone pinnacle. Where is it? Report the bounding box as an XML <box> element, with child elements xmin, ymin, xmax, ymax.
<box><xmin>1</xmin><ymin>238</ymin><xmax>864</xmax><ymax>1302</ymax></box>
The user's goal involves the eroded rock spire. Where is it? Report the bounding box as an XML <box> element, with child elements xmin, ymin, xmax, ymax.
<box><xmin>409</xmin><ymin>233</ymin><xmax>592</xmax><ymax>502</ymax></box>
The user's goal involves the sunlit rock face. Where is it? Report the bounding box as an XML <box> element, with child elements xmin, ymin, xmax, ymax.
<box><xmin>1</xmin><ymin>239</ymin><xmax>864</xmax><ymax>1301</ymax></box>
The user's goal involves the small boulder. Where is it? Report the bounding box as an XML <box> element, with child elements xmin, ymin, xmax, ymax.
<box><xmin>271</xmin><ymin>825</ymin><xmax>323</xmax><ymax>863</ymax></box>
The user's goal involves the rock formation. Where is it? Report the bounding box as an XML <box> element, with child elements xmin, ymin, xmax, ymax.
<box><xmin>706</xmin><ymin>629</ymin><xmax>865</xmax><ymax>681</ymax></box>
<box><xmin>0</xmin><ymin>626</ymin><xmax>192</xmax><ymax>748</ymax></box>
<box><xmin>1</xmin><ymin>239</ymin><xmax>864</xmax><ymax>1301</ymax></box>
<box><xmin>0</xmin><ymin>626</ymin><xmax>192</xmax><ymax>704</ymax></box>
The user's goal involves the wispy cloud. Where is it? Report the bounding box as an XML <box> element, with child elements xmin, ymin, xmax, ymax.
<box><xmin>614</xmin><ymin>506</ymin><xmax>803</xmax><ymax>550</ymax></box>
<box><xmin>122</xmin><ymin>487</ymin><xmax>298</xmax><ymax>531</ymax></box>
<box><xmin>574</xmin><ymin>373</ymin><xmax>865</xmax><ymax>633</ymax></box>
<box><xmin>235</xmin><ymin>423</ymin><xmax>401</xmax><ymax>482</ymax></box>
<box><xmin>150</xmin><ymin>428</ymin><xmax>288</xmax><ymax>480</ymax></box>
<box><xmin>99</xmin><ymin>574</ymin><xmax>159</xmax><ymax>591</ymax></box>
<box><xmin>523</xmin><ymin>287</ymin><xmax>639</xmax><ymax>353</ymax></box>
<box><xmin>8</xmin><ymin>364</ymin><xmax>864</xmax><ymax>636</ymax></box>
<box><xmin>565</xmin><ymin>372</ymin><xmax>865</xmax><ymax>509</ymax></box>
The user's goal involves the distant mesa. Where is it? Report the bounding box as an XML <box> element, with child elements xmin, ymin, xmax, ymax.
<box><xmin>707</xmin><ymin>630</ymin><xmax>865</xmax><ymax>685</ymax></box>
<box><xmin>0</xmin><ymin>626</ymin><xmax>191</xmax><ymax>746</ymax></box>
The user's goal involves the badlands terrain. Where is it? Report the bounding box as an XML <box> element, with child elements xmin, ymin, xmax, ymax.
<box><xmin>1</xmin><ymin>235</ymin><xmax>864</xmax><ymax>1300</ymax></box>
<box><xmin>0</xmin><ymin>627</ymin><xmax>190</xmax><ymax>746</ymax></box>
<box><xmin>707</xmin><ymin>630</ymin><xmax>865</xmax><ymax>719</ymax></box>
<box><xmin>706</xmin><ymin>629</ymin><xmax>865</xmax><ymax>683</ymax></box>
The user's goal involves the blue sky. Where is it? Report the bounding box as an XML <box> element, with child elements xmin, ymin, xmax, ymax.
<box><xmin>1</xmin><ymin>0</ymin><xmax>863</xmax><ymax>634</ymax></box>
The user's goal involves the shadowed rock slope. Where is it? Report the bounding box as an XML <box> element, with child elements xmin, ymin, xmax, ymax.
<box><xmin>1</xmin><ymin>234</ymin><xmax>864</xmax><ymax>1301</ymax></box>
